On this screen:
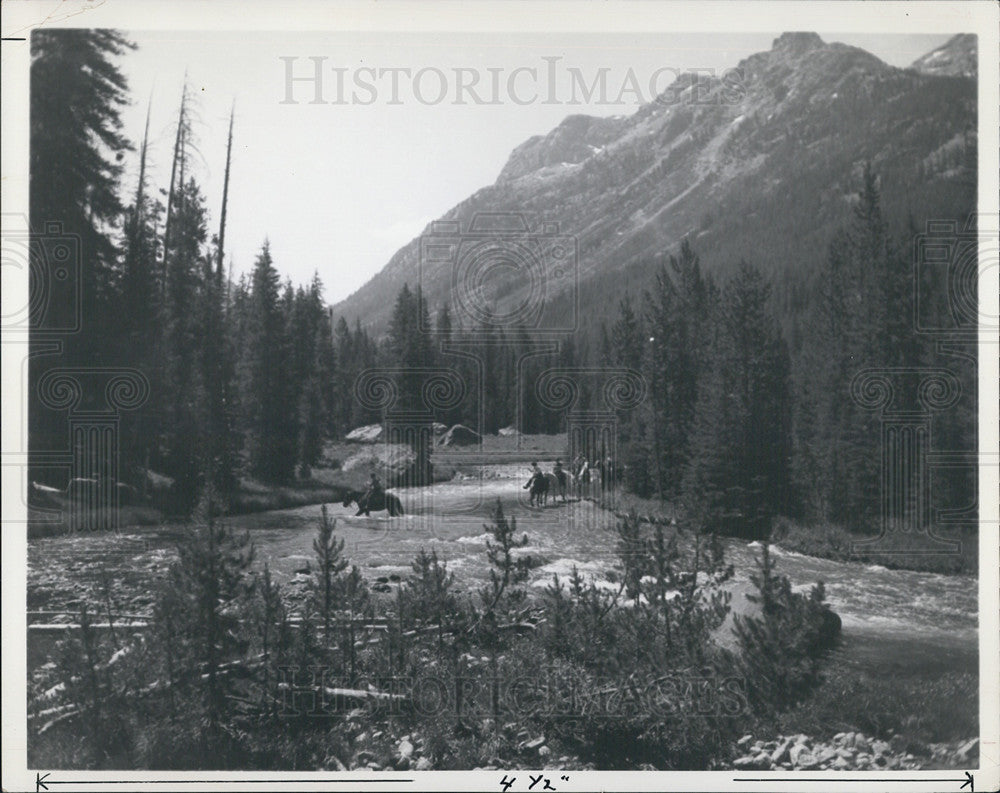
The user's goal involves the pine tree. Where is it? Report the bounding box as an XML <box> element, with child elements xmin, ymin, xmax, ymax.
<box><xmin>160</xmin><ymin>178</ymin><xmax>212</xmax><ymax>509</ymax></box>
<box><xmin>118</xmin><ymin>98</ymin><xmax>165</xmax><ymax>486</ymax></box>
<box><xmin>246</xmin><ymin>242</ymin><xmax>296</xmax><ymax>483</ymax></box>
<box><xmin>312</xmin><ymin>505</ymin><xmax>348</xmax><ymax>640</ymax></box>
<box><xmin>685</xmin><ymin>261</ymin><xmax>791</xmax><ymax>539</ymax></box>
<box><xmin>644</xmin><ymin>240</ymin><xmax>716</xmax><ymax>499</ymax></box>
<box><xmin>435</xmin><ymin>302</ymin><xmax>452</xmax><ymax>345</ymax></box>
<box><xmin>199</xmin><ymin>106</ymin><xmax>239</xmax><ymax>498</ymax></box>
<box><xmin>166</xmin><ymin>511</ymin><xmax>255</xmax><ymax>732</ymax></box>
<box><xmin>791</xmin><ymin>165</ymin><xmax>918</xmax><ymax>528</ymax></box>
<box><xmin>610</xmin><ymin>295</ymin><xmax>650</xmax><ymax>495</ymax></box>
<box><xmin>294</xmin><ymin>275</ymin><xmax>335</xmax><ymax>476</ymax></box>
<box><xmin>388</xmin><ymin>283</ymin><xmax>427</xmax><ymax>411</ymax></box>
<box><xmin>332</xmin><ymin>316</ymin><xmax>355</xmax><ymax>435</ymax></box>
<box><xmin>29</xmin><ymin>30</ymin><xmax>134</xmax><ymax>480</ymax></box>
<box><xmin>30</xmin><ymin>30</ymin><xmax>133</xmax><ymax>342</ymax></box>
<box><xmin>610</xmin><ymin>294</ymin><xmax>644</xmax><ymax>368</ymax></box>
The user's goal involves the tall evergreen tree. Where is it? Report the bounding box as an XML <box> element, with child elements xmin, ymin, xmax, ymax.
<box><xmin>245</xmin><ymin>242</ymin><xmax>296</xmax><ymax>483</ymax></box>
<box><xmin>791</xmin><ymin>165</ymin><xmax>915</xmax><ymax>528</ymax></box>
<box><xmin>685</xmin><ymin>261</ymin><xmax>791</xmax><ymax>539</ymax></box>
<box><xmin>29</xmin><ymin>30</ymin><xmax>134</xmax><ymax>481</ymax></box>
<box><xmin>609</xmin><ymin>295</ymin><xmax>651</xmax><ymax>494</ymax></box>
<box><xmin>159</xmin><ymin>178</ymin><xmax>211</xmax><ymax>509</ymax></box>
<box><xmin>644</xmin><ymin>240</ymin><xmax>717</xmax><ymax>499</ymax></box>
<box><xmin>30</xmin><ymin>30</ymin><xmax>133</xmax><ymax>344</ymax></box>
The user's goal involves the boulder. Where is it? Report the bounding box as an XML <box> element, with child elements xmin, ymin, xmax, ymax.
<box><xmin>142</xmin><ymin>468</ymin><xmax>175</xmax><ymax>492</ymax></box>
<box><xmin>790</xmin><ymin>743</ymin><xmax>812</xmax><ymax>766</ymax></box>
<box><xmin>414</xmin><ymin>757</ymin><xmax>432</xmax><ymax>771</ymax></box>
<box><xmin>136</xmin><ymin>469</ymin><xmax>177</xmax><ymax>511</ymax></box>
<box><xmin>770</xmin><ymin>737</ymin><xmax>794</xmax><ymax>765</ymax></box>
<box><xmin>814</xmin><ymin>747</ymin><xmax>838</xmax><ymax>765</ymax></box>
<box><xmin>733</xmin><ymin>752</ymin><xmax>771</xmax><ymax>771</ymax></box>
<box><xmin>346</xmin><ymin>424</ymin><xmax>384</xmax><ymax>443</ymax></box>
<box><xmin>116</xmin><ymin>481</ymin><xmax>139</xmax><ymax>506</ymax></box>
<box><xmin>343</xmin><ymin>443</ymin><xmax>421</xmax><ymax>483</ymax></box>
<box><xmin>956</xmin><ymin>737</ymin><xmax>978</xmax><ymax>761</ymax></box>
<box><xmin>438</xmin><ymin>424</ymin><xmax>481</xmax><ymax>447</ymax></box>
<box><xmin>798</xmin><ymin>753</ymin><xmax>821</xmax><ymax>769</ymax></box>
<box><xmin>818</xmin><ymin>608</ymin><xmax>843</xmax><ymax>648</ymax></box>
<box><xmin>66</xmin><ymin>477</ymin><xmax>100</xmax><ymax>500</ymax></box>
<box><xmin>29</xmin><ymin>481</ymin><xmax>62</xmax><ymax>508</ymax></box>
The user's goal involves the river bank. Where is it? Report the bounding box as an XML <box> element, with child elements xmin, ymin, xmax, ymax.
<box><xmin>26</xmin><ymin>464</ymin><xmax>979</xmax><ymax>769</ymax></box>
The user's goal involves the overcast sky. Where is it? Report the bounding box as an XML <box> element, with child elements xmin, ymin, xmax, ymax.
<box><xmin>115</xmin><ymin>31</ymin><xmax>951</xmax><ymax>305</ymax></box>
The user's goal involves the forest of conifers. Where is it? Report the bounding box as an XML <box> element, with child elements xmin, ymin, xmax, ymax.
<box><xmin>29</xmin><ymin>30</ymin><xmax>976</xmax><ymax>538</ymax></box>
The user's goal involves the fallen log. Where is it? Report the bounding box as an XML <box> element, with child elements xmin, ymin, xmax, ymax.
<box><xmin>275</xmin><ymin>682</ymin><xmax>410</xmax><ymax>712</ymax></box>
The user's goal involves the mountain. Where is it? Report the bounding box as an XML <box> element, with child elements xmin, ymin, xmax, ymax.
<box><xmin>910</xmin><ymin>33</ymin><xmax>977</xmax><ymax>78</ymax></box>
<box><xmin>331</xmin><ymin>32</ymin><xmax>976</xmax><ymax>336</ymax></box>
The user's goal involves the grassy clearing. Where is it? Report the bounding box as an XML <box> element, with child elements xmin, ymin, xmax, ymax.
<box><xmin>774</xmin><ymin>650</ymin><xmax>977</xmax><ymax>751</ymax></box>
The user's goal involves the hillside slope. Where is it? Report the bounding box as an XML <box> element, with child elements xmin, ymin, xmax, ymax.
<box><xmin>332</xmin><ymin>32</ymin><xmax>976</xmax><ymax>334</ymax></box>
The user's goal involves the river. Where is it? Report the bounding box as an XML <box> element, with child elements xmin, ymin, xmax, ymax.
<box><xmin>28</xmin><ymin>465</ymin><xmax>978</xmax><ymax>678</ymax></box>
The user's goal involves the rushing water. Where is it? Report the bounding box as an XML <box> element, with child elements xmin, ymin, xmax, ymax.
<box><xmin>28</xmin><ymin>464</ymin><xmax>978</xmax><ymax>675</ymax></box>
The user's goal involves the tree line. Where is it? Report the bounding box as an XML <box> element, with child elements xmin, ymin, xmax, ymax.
<box><xmin>599</xmin><ymin>166</ymin><xmax>976</xmax><ymax>537</ymax></box>
<box><xmin>28</xmin><ymin>30</ymin><xmax>583</xmax><ymax>511</ymax></box>
<box><xmin>29</xmin><ymin>30</ymin><xmax>975</xmax><ymax>537</ymax></box>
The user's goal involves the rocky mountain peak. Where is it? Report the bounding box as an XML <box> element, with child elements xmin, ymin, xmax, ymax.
<box><xmin>772</xmin><ymin>31</ymin><xmax>825</xmax><ymax>55</ymax></box>
<box><xmin>332</xmin><ymin>33</ymin><xmax>976</xmax><ymax>336</ymax></box>
<box><xmin>910</xmin><ymin>33</ymin><xmax>977</xmax><ymax>78</ymax></box>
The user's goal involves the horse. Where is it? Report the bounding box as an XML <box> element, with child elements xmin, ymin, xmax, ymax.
<box><xmin>342</xmin><ymin>489</ymin><xmax>405</xmax><ymax>517</ymax></box>
<box><xmin>524</xmin><ymin>471</ymin><xmax>549</xmax><ymax>507</ymax></box>
<box><xmin>574</xmin><ymin>461</ymin><xmax>600</xmax><ymax>499</ymax></box>
<box><xmin>548</xmin><ymin>469</ymin><xmax>573</xmax><ymax>502</ymax></box>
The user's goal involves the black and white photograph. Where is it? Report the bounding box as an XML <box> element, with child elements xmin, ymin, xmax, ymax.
<box><xmin>2</xmin><ymin>2</ymin><xmax>998</xmax><ymax>791</ymax></box>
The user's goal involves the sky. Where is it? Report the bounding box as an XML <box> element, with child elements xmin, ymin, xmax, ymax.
<box><xmin>114</xmin><ymin>31</ymin><xmax>951</xmax><ymax>305</ymax></box>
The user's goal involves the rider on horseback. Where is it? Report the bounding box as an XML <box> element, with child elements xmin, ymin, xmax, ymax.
<box><xmin>524</xmin><ymin>461</ymin><xmax>549</xmax><ymax>506</ymax></box>
<box><xmin>553</xmin><ymin>458</ymin><xmax>567</xmax><ymax>489</ymax></box>
<box><xmin>525</xmin><ymin>461</ymin><xmax>542</xmax><ymax>487</ymax></box>
<box><xmin>360</xmin><ymin>471</ymin><xmax>383</xmax><ymax>514</ymax></box>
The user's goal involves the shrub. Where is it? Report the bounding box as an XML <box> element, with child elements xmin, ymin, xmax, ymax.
<box><xmin>734</xmin><ymin>541</ymin><xmax>840</xmax><ymax>712</ymax></box>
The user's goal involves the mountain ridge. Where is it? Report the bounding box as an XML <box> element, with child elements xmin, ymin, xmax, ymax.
<box><xmin>331</xmin><ymin>32</ymin><xmax>976</xmax><ymax>335</ymax></box>
<box><xmin>909</xmin><ymin>33</ymin><xmax>977</xmax><ymax>78</ymax></box>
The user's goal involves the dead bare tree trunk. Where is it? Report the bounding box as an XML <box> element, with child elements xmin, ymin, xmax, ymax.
<box><xmin>135</xmin><ymin>95</ymin><xmax>152</xmax><ymax>223</ymax></box>
<box><xmin>217</xmin><ymin>101</ymin><xmax>235</xmax><ymax>284</ymax></box>
<box><xmin>160</xmin><ymin>78</ymin><xmax>188</xmax><ymax>300</ymax></box>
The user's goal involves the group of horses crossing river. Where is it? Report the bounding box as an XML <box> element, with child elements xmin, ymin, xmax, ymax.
<box><xmin>340</xmin><ymin>459</ymin><xmax>611</xmax><ymax>517</ymax></box>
